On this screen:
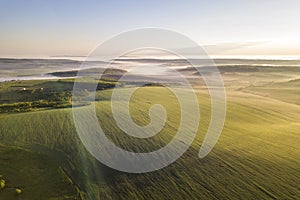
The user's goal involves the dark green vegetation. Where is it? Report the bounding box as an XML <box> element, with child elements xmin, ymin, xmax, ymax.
<box><xmin>0</xmin><ymin>79</ymin><xmax>118</xmax><ymax>113</ymax></box>
<box><xmin>48</xmin><ymin>68</ymin><xmax>126</xmax><ymax>81</ymax></box>
<box><xmin>0</xmin><ymin>61</ymin><xmax>299</xmax><ymax>199</ymax></box>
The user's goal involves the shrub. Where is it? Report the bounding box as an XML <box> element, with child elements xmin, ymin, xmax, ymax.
<box><xmin>15</xmin><ymin>188</ymin><xmax>22</xmax><ymax>195</ymax></box>
<box><xmin>0</xmin><ymin>179</ymin><xmax>5</xmax><ymax>189</ymax></box>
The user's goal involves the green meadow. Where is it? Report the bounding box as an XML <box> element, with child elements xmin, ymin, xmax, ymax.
<box><xmin>0</xmin><ymin>64</ymin><xmax>299</xmax><ymax>199</ymax></box>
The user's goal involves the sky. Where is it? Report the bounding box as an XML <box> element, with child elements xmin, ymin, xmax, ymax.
<box><xmin>0</xmin><ymin>0</ymin><xmax>300</xmax><ymax>58</ymax></box>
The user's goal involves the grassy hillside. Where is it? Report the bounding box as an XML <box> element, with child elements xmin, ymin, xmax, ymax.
<box><xmin>0</xmin><ymin>144</ymin><xmax>79</xmax><ymax>199</ymax></box>
<box><xmin>243</xmin><ymin>78</ymin><xmax>300</xmax><ymax>105</ymax></box>
<box><xmin>0</xmin><ymin>86</ymin><xmax>299</xmax><ymax>199</ymax></box>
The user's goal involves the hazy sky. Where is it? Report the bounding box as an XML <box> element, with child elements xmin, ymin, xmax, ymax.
<box><xmin>0</xmin><ymin>0</ymin><xmax>300</xmax><ymax>57</ymax></box>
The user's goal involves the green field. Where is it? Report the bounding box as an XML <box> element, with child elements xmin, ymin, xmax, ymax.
<box><xmin>0</xmin><ymin>64</ymin><xmax>299</xmax><ymax>199</ymax></box>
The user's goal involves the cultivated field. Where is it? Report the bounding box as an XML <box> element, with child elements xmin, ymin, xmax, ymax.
<box><xmin>0</xmin><ymin>60</ymin><xmax>299</xmax><ymax>199</ymax></box>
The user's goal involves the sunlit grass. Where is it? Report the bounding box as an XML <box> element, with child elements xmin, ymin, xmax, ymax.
<box><xmin>0</xmin><ymin>83</ymin><xmax>299</xmax><ymax>199</ymax></box>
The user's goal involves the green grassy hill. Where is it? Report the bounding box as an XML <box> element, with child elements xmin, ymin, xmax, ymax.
<box><xmin>0</xmin><ymin>144</ymin><xmax>79</xmax><ymax>199</ymax></box>
<box><xmin>0</xmin><ymin>86</ymin><xmax>299</xmax><ymax>199</ymax></box>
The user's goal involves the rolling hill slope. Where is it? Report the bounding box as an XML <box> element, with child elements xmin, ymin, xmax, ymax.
<box><xmin>0</xmin><ymin>87</ymin><xmax>299</xmax><ymax>199</ymax></box>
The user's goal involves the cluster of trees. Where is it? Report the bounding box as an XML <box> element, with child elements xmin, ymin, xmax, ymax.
<box><xmin>0</xmin><ymin>79</ymin><xmax>121</xmax><ymax>113</ymax></box>
<box><xmin>0</xmin><ymin>91</ymin><xmax>73</xmax><ymax>113</ymax></box>
<box><xmin>96</xmin><ymin>80</ymin><xmax>117</xmax><ymax>90</ymax></box>
<box><xmin>0</xmin><ymin>100</ymin><xmax>70</xmax><ymax>113</ymax></box>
